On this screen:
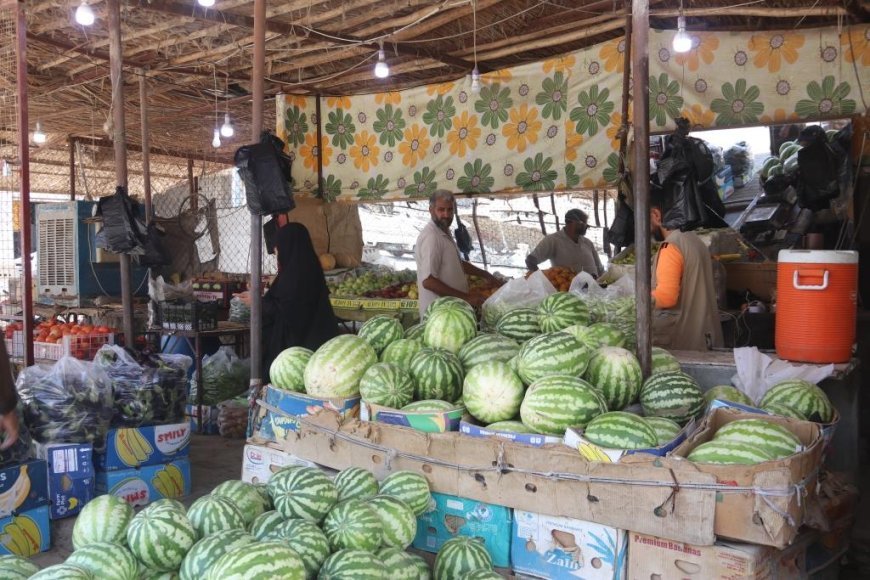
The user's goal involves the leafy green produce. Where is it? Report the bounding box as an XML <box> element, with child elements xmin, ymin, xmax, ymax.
<box><xmin>190</xmin><ymin>347</ymin><xmax>250</xmax><ymax>406</ymax></box>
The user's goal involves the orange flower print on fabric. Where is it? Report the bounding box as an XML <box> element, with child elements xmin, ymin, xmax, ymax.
<box><xmin>375</xmin><ymin>91</ymin><xmax>402</xmax><ymax>105</ymax></box>
<box><xmin>502</xmin><ymin>104</ymin><xmax>542</xmax><ymax>153</ymax></box>
<box><xmin>482</xmin><ymin>69</ymin><xmax>513</xmax><ymax>83</ymax></box>
<box><xmin>565</xmin><ymin>120</ymin><xmax>583</xmax><ymax>162</ymax></box>
<box><xmin>681</xmin><ymin>105</ymin><xmax>715</xmax><ymax>130</ymax></box>
<box><xmin>283</xmin><ymin>95</ymin><xmax>309</xmax><ymax>109</ymax></box>
<box><xmin>299</xmin><ymin>133</ymin><xmax>332</xmax><ymax>172</ymax></box>
<box><xmin>543</xmin><ymin>54</ymin><xmax>576</xmax><ymax>75</ymax></box>
<box><xmin>398</xmin><ymin>124</ymin><xmax>430</xmax><ymax>167</ymax></box>
<box><xmin>426</xmin><ymin>82</ymin><xmax>455</xmax><ymax>96</ymax></box>
<box><xmin>674</xmin><ymin>33</ymin><xmax>720</xmax><ymax>72</ymax></box>
<box><xmin>841</xmin><ymin>26</ymin><xmax>870</xmax><ymax>66</ymax></box>
<box><xmin>600</xmin><ymin>37</ymin><xmax>627</xmax><ymax>73</ymax></box>
<box><xmin>447</xmin><ymin>112</ymin><xmax>481</xmax><ymax>157</ymax></box>
<box><xmin>606</xmin><ymin>112</ymin><xmax>626</xmax><ymax>151</ymax></box>
<box><xmin>748</xmin><ymin>32</ymin><xmax>805</xmax><ymax>73</ymax></box>
<box><xmin>349</xmin><ymin>130</ymin><xmax>379</xmax><ymax>172</ymax></box>
<box><xmin>326</xmin><ymin>96</ymin><xmax>351</xmax><ymax>109</ymax></box>
<box><xmin>761</xmin><ymin>108</ymin><xmax>800</xmax><ymax>124</ymax></box>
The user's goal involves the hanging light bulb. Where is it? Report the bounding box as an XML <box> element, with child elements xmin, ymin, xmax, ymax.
<box><xmin>32</xmin><ymin>121</ymin><xmax>47</xmax><ymax>145</ymax></box>
<box><xmin>374</xmin><ymin>47</ymin><xmax>390</xmax><ymax>79</ymax></box>
<box><xmin>672</xmin><ymin>16</ymin><xmax>692</xmax><ymax>53</ymax></box>
<box><xmin>470</xmin><ymin>67</ymin><xmax>480</xmax><ymax>94</ymax></box>
<box><xmin>198</xmin><ymin>0</ymin><xmax>216</xmax><ymax>7</ymax></box>
<box><xmin>75</xmin><ymin>0</ymin><xmax>95</xmax><ymax>25</ymax></box>
<box><xmin>220</xmin><ymin>113</ymin><xmax>234</xmax><ymax>138</ymax></box>
<box><xmin>212</xmin><ymin>128</ymin><xmax>221</xmax><ymax>148</ymax></box>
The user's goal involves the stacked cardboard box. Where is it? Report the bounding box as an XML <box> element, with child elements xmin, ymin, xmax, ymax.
<box><xmin>0</xmin><ymin>459</ymin><xmax>51</xmax><ymax>557</ymax></box>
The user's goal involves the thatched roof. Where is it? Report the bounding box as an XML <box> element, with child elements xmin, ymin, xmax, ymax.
<box><xmin>0</xmin><ymin>0</ymin><xmax>864</xmax><ymax>196</ymax></box>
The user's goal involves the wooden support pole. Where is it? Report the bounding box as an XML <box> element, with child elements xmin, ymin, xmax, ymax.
<box><xmin>550</xmin><ymin>193</ymin><xmax>559</xmax><ymax>231</ymax></box>
<box><xmin>249</xmin><ymin>0</ymin><xmax>266</xmax><ymax>385</ymax></box>
<box><xmin>187</xmin><ymin>158</ymin><xmax>196</xmax><ymax>210</ymax></box>
<box><xmin>532</xmin><ymin>194</ymin><xmax>547</xmax><ymax>236</ymax></box>
<box><xmin>139</xmin><ymin>70</ymin><xmax>152</xmax><ymax>224</ymax></box>
<box><xmin>68</xmin><ymin>135</ymin><xmax>76</xmax><ymax>201</ymax></box>
<box><xmin>15</xmin><ymin>0</ymin><xmax>33</xmax><ymax>366</ymax></box>
<box><xmin>472</xmin><ymin>199</ymin><xmax>488</xmax><ymax>270</ymax></box>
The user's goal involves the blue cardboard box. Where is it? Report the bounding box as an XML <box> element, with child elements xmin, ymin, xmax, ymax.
<box><xmin>563</xmin><ymin>418</ymin><xmax>695</xmax><ymax>463</ymax></box>
<box><xmin>96</xmin><ymin>458</ymin><xmax>191</xmax><ymax>508</ymax></box>
<box><xmin>0</xmin><ymin>459</ymin><xmax>49</xmax><ymax>519</ymax></box>
<box><xmin>0</xmin><ymin>504</ymin><xmax>51</xmax><ymax>557</ymax></box>
<box><xmin>413</xmin><ymin>492</ymin><xmax>512</xmax><ymax>568</ymax></box>
<box><xmin>251</xmin><ymin>385</ymin><xmax>360</xmax><ymax>443</ymax></box>
<box><xmin>96</xmin><ymin>422</ymin><xmax>192</xmax><ymax>471</ymax></box>
<box><xmin>459</xmin><ymin>420</ymin><xmax>561</xmax><ymax>446</ymax></box>
<box><xmin>363</xmin><ymin>403</ymin><xmax>465</xmax><ymax>433</ymax></box>
<box><xmin>35</xmin><ymin>443</ymin><xmax>95</xmax><ymax>520</ymax></box>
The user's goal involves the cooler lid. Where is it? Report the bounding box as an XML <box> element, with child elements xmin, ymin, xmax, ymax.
<box><xmin>778</xmin><ymin>249</ymin><xmax>858</xmax><ymax>264</ymax></box>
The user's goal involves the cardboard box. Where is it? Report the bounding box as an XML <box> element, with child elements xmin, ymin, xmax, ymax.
<box><xmin>240</xmin><ymin>443</ymin><xmax>319</xmax><ymax>485</ymax></box>
<box><xmin>0</xmin><ymin>460</ymin><xmax>49</xmax><ymax>519</ymax></box>
<box><xmin>413</xmin><ymin>492</ymin><xmax>512</xmax><ymax>567</ymax></box>
<box><xmin>96</xmin><ymin>422</ymin><xmax>192</xmax><ymax>471</ymax></box>
<box><xmin>512</xmin><ymin>510</ymin><xmax>627</xmax><ymax>579</ymax></box>
<box><xmin>96</xmin><ymin>458</ymin><xmax>191</xmax><ymax>508</ymax></box>
<box><xmin>34</xmin><ymin>443</ymin><xmax>95</xmax><ymax>520</ymax></box>
<box><xmin>0</xmin><ymin>504</ymin><xmax>51</xmax><ymax>557</ymax></box>
<box><xmin>459</xmin><ymin>421</ymin><xmax>561</xmax><ymax>447</ymax></box>
<box><xmin>563</xmin><ymin>419</ymin><xmax>695</xmax><ymax>463</ymax></box>
<box><xmin>362</xmin><ymin>403</ymin><xmax>465</xmax><ymax>433</ymax></box>
<box><xmin>250</xmin><ymin>385</ymin><xmax>360</xmax><ymax>443</ymax></box>
<box><xmin>723</xmin><ymin>262</ymin><xmax>778</xmax><ymax>302</ymax></box>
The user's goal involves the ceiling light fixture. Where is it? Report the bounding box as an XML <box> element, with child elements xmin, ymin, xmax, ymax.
<box><xmin>374</xmin><ymin>42</ymin><xmax>390</xmax><ymax>79</ymax></box>
<box><xmin>211</xmin><ymin>66</ymin><xmax>221</xmax><ymax>148</ymax></box>
<box><xmin>75</xmin><ymin>0</ymin><xmax>95</xmax><ymax>26</ymax></box>
<box><xmin>197</xmin><ymin>0</ymin><xmax>216</xmax><ymax>7</ymax></box>
<box><xmin>212</xmin><ymin>127</ymin><xmax>221</xmax><ymax>148</ymax></box>
<box><xmin>32</xmin><ymin>121</ymin><xmax>47</xmax><ymax>145</ymax></box>
<box><xmin>673</xmin><ymin>16</ymin><xmax>692</xmax><ymax>53</ymax></box>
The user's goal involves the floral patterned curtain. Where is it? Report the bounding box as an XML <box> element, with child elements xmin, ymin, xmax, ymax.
<box><xmin>277</xmin><ymin>24</ymin><xmax>870</xmax><ymax>202</ymax></box>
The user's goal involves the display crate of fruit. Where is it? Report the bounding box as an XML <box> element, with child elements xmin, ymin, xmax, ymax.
<box><xmin>158</xmin><ymin>300</ymin><xmax>219</xmax><ymax>331</ymax></box>
<box><xmin>6</xmin><ymin>321</ymin><xmax>116</xmax><ymax>361</ymax></box>
<box><xmin>192</xmin><ymin>279</ymin><xmax>246</xmax><ymax>308</ymax></box>
<box><xmin>327</xmin><ymin>267</ymin><xmax>420</xmax><ymax>324</ymax></box>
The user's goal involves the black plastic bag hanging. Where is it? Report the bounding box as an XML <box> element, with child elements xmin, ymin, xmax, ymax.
<box><xmin>608</xmin><ymin>194</ymin><xmax>634</xmax><ymax>248</ymax></box>
<box><xmin>454</xmin><ymin>216</ymin><xmax>473</xmax><ymax>260</ymax></box>
<box><xmin>234</xmin><ymin>131</ymin><xmax>296</xmax><ymax>216</ymax></box>
<box><xmin>95</xmin><ymin>186</ymin><xmax>147</xmax><ymax>254</ymax></box>
<box><xmin>135</xmin><ymin>221</ymin><xmax>170</xmax><ymax>267</ymax></box>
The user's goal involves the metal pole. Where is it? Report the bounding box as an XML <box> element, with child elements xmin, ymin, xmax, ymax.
<box><xmin>139</xmin><ymin>69</ymin><xmax>152</xmax><ymax>224</ymax></box>
<box><xmin>249</xmin><ymin>0</ymin><xmax>266</xmax><ymax>384</ymax></box>
<box><xmin>532</xmin><ymin>194</ymin><xmax>547</xmax><ymax>235</ymax></box>
<box><xmin>187</xmin><ymin>159</ymin><xmax>196</xmax><ymax>210</ymax></box>
<box><xmin>69</xmin><ymin>136</ymin><xmax>76</xmax><ymax>201</ymax></box>
<box><xmin>15</xmin><ymin>1</ymin><xmax>33</xmax><ymax>366</ymax></box>
<box><xmin>472</xmin><ymin>199</ymin><xmax>488</xmax><ymax>270</ymax></box>
<box><xmin>631</xmin><ymin>0</ymin><xmax>651</xmax><ymax>377</ymax></box>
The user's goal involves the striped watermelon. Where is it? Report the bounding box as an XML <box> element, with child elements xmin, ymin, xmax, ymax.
<box><xmin>460</xmin><ymin>571</ymin><xmax>502</xmax><ymax>580</ymax></box>
<box><xmin>537</xmin><ymin>292</ymin><xmax>591</xmax><ymax>332</ymax></box>
<box><xmin>640</xmin><ymin>371</ymin><xmax>705</xmax><ymax>425</ymax></box>
<box><xmin>644</xmin><ymin>416</ymin><xmax>682</xmax><ymax>445</ymax></box>
<box><xmin>126</xmin><ymin>507</ymin><xmax>197</xmax><ymax>571</ymax></box>
<box><xmin>580</xmin><ymin>322</ymin><xmax>626</xmax><ymax>348</ymax></box>
<box><xmin>65</xmin><ymin>542</ymin><xmax>138</xmax><ymax>580</ymax></box>
<box><xmin>381</xmin><ymin>338</ymin><xmax>423</xmax><ymax>367</ymax></box>
<box><xmin>72</xmin><ymin>494</ymin><xmax>134</xmax><ymax>550</ymax></box>
<box><xmin>253</xmin><ymin>483</ymin><xmax>272</xmax><ymax>510</ymax></box>
<box><xmin>268</xmin><ymin>466</ymin><xmax>338</xmax><ymax>522</ymax></box>
<box><xmin>686</xmin><ymin>440</ymin><xmax>774</xmax><ymax>465</ymax></box>
<box><xmin>277</xmin><ymin>519</ymin><xmax>331</xmax><ymax>578</ymax></box>
<box><xmin>516</xmin><ymin>333</ymin><xmax>592</xmax><ymax>385</ymax></box>
<box><xmin>378</xmin><ymin>547</ymin><xmax>431</xmax><ymax>579</ymax></box>
<box><xmin>485</xmin><ymin>420</ymin><xmax>539</xmax><ymax>434</ymax></box>
<box><xmin>204</xmin><ymin>540</ymin><xmax>305</xmax><ymax>580</ymax></box>
<box><xmin>139</xmin><ymin>572</ymin><xmax>177</xmax><ymax>580</ymax></box>
<box><xmin>359</xmin><ymin>362</ymin><xmax>415</xmax><ymax>409</ymax></box>
<box><xmin>322</xmin><ymin>500</ymin><xmax>383</xmax><ymax>552</ymax></box>
<box><xmin>401</xmin><ymin>400</ymin><xmax>460</xmax><ymax>412</ymax></box>
<box><xmin>409</xmin><ymin>348</ymin><xmax>464</xmax><ymax>402</ymax></box>
<box><xmin>249</xmin><ymin>510</ymin><xmax>284</xmax><ymax>540</ymax></box>
<box><xmin>462</xmin><ymin>361</ymin><xmax>525</xmax><ymax>424</ymax></box>
<box><xmin>458</xmin><ymin>333</ymin><xmax>520</xmax><ymax>371</ymax></box>
<box><xmin>145</xmin><ymin>499</ymin><xmax>186</xmax><ymax>514</ymax></box>
<box><xmin>0</xmin><ymin>554</ymin><xmax>39</xmax><ymax>580</ymax></box>
<box><xmin>583</xmin><ymin>411</ymin><xmax>658</xmax><ymax>449</ymax></box>
<box><xmin>583</xmin><ymin>346</ymin><xmax>643</xmax><ymax>410</ymax></box>
<box><xmin>210</xmin><ymin>480</ymin><xmax>268</xmax><ymax>527</ymax></box>
<box><xmin>713</xmin><ymin>418</ymin><xmax>802</xmax><ymax>459</ymax></box>
<box><xmin>520</xmin><ymin>375</ymin><xmax>607</xmax><ymax>435</ymax></box>
<box><xmin>495</xmin><ymin>308</ymin><xmax>540</xmax><ymax>342</ymax></box>
<box><xmin>29</xmin><ymin>565</ymin><xmax>94</xmax><ymax>580</ymax></box>
<box><xmin>434</xmin><ymin>536</ymin><xmax>493</xmax><ymax>580</ymax></box>
<box><xmin>404</xmin><ymin>323</ymin><xmax>426</xmax><ymax>341</ymax></box>
<box><xmin>423</xmin><ymin>307</ymin><xmax>477</xmax><ymax>354</ymax></box>
<box><xmin>318</xmin><ymin>549</ymin><xmax>387</xmax><ymax>579</ymax></box>
<box><xmin>180</xmin><ymin>529</ymin><xmax>255</xmax><ymax>580</ymax></box>
<box><xmin>304</xmin><ymin>335</ymin><xmax>378</xmax><ymax>397</ymax></box>
<box><xmin>187</xmin><ymin>494</ymin><xmax>246</xmax><ymax>538</ymax></box>
<box><xmin>757</xmin><ymin>379</ymin><xmax>834</xmax><ymax>423</ymax></box>
<box><xmin>379</xmin><ymin>471</ymin><xmax>432</xmax><ymax>517</ymax></box>
<box><xmin>651</xmin><ymin>347</ymin><xmax>681</xmax><ymax>375</ymax></box>
<box><xmin>426</xmin><ymin>296</ymin><xmax>475</xmax><ymax>320</ymax></box>
<box><xmin>270</xmin><ymin>347</ymin><xmax>313</xmax><ymax>392</ymax></box>
<box><xmin>366</xmin><ymin>495</ymin><xmax>417</xmax><ymax>549</ymax></box>
<box><xmin>704</xmin><ymin>385</ymin><xmax>753</xmax><ymax>407</ymax></box>
<box><xmin>761</xmin><ymin>402</ymin><xmax>807</xmax><ymax>420</ymax></box>
<box><xmin>334</xmin><ymin>467</ymin><xmax>380</xmax><ymax>503</ymax></box>
<box><xmin>358</xmin><ymin>316</ymin><xmax>404</xmax><ymax>355</ymax></box>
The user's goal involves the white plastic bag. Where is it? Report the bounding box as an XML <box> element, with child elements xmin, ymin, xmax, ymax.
<box><xmin>732</xmin><ymin>347</ymin><xmax>835</xmax><ymax>404</ymax></box>
<box><xmin>481</xmin><ymin>271</ymin><xmax>555</xmax><ymax>329</ymax></box>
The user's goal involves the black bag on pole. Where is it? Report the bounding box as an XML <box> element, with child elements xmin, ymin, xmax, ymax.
<box><xmin>234</xmin><ymin>132</ymin><xmax>296</xmax><ymax>216</ymax></box>
<box><xmin>95</xmin><ymin>186</ymin><xmax>146</xmax><ymax>254</ymax></box>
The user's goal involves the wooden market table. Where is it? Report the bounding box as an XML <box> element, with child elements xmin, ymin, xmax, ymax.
<box><xmin>329</xmin><ymin>296</ymin><xmax>420</xmax><ymax>329</ymax></box>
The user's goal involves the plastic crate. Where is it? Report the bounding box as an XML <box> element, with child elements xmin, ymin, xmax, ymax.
<box><xmin>159</xmin><ymin>300</ymin><xmax>219</xmax><ymax>331</ymax></box>
<box><xmin>4</xmin><ymin>330</ymin><xmax>24</xmax><ymax>358</ymax></box>
<box><xmin>33</xmin><ymin>333</ymin><xmax>115</xmax><ymax>361</ymax></box>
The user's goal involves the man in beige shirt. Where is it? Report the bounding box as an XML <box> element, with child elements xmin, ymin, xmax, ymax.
<box><xmin>525</xmin><ymin>209</ymin><xmax>604</xmax><ymax>276</ymax></box>
<box><xmin>415</xmin><ymin>190</ymin><xmax>498</xmax><ymax>317</ymax></box>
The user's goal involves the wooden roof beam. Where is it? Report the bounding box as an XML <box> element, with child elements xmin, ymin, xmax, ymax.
<box><xmin>70</xmin><ymin>136</ymin><xmax>233</xmax><ymax>165</ymax></box>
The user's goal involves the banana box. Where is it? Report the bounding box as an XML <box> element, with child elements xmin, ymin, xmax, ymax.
<box><xmin>562</xmin><ymin>418</ymin><xmax>695</xmax><ymax>463</ymax></box>
<box><xmin>96</xmin><ymin>422</ymin><xmax>192</xmax><ymax>471</ymax></box>
<box><xmin>96</xmin><ymin>458</ymin><xmax>191</xmax><ymax>508</ymax></box>
<box><xmin>0</xmin><ymin>504</ymin><xmax>51</xmax><ymax>557</ymax></box>
<box><xmin>250</xmin><ymin>386</ymin><xmax>360</xmax><ymax>443</ymax></box>
<box><xmin>0</xmin><ymin>459</ymin><xmax>49</xmax><ymax>519</ymax></box>
<box><xmin>33</xmin><ymin>443</ymin><xmax>95</xmax><ymax>520</ymax></box>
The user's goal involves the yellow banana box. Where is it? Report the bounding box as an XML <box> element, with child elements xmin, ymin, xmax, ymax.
<box><xmin>0</xmin><ymin>504</ymin><xmax>51</xmax><ymax>557</ymax></box>
<box><xmin>250</xmin><ymin>386</ymin><xmax>359</xmax><ymax>444</ymax></box>
<box><xmin>33</xmin><ymin>443</ymin><xmax>95</xmax><ymax>520</ymax></box>
<box><xmin>0</xmin><ymin>460</ymin><xmax>49</xmax><ymax>519</ymax></box>
<box><xmin>96</xmin><ymin>422</ymin><xmax>192</xmax><ymax>471</ymax></box>
<box><xmin>562</xmin><ymin>417</ymin><xmax>697</xmax><ymax>464</ymax></box>
<box><xmin>95</xmin><ymin>458</ymin><xmax>191</xmax><ymax>508</ymax></box>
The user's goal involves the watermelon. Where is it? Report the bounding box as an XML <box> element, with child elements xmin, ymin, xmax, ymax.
<box><xmin>583</xmin><ymin>346</ymin><xmax>643</xmax><ymax>410</ymax></box>
<box><xmin>644</xmin><ymin>416</ymin><xmax>682</xmax><ymax>445</ymax></box>
<box><xmin>318</xmin><ymin>550</ymin><xmax>387</xmax><ymax>579</ymax></box>
<box><xmin>268</xmin><ymin>466</ymin><xmax>338</xmax><ymax>522</ymax></box>
<box><xmin>29</xmin><ymin>565</ymin><xmax>94</xmax><ymax>580</ymax></box>
<box><xmin>66</xmin><ymin>542</ymin><xmax>138</xmax><ymax>580</ymax></box>
<box><xmin>72</xmin><ymin>494</ymin><xmax>134</xmax><ymax>550</ymax></box>
<box><xmin>571</xmin><ymin>322</ymin><xmax>626</xmax><ymax>349</ymax></box>
<box><xmin>381</xmin><ymin>338</ymin><xmax>423</xmax><ymax>367</ymax></box>
<box><xmin>321</xmin><ymin>500</ymin><xmax>383</xmax><ymax>552</ymax></box>
<box><xmin>334</xmin><ymin>467</ymin><xmax>380</xmax><ymax>503</ymax></box>
<box><xmin>210</xmin><ymin>480</ymin><xmax>268</xmax><ymax>527</ymax></box>
<box><xmin>460</xmin><ymin>571</ymin><xmax>502</xmax><ymax>580</ymax></box>
<box><xmin>249</xmin><ymin>510</ymin><xmax>284</xmax><ymax>540</ymax></box>
<box><xmin>145</xmin><ymin>499</ymin><xmax>186</xmax><ymax>514</ymax></box>
<box><xmin>457</xmin><ymin>333</ymin><xmax>520</xmax><ymax>371</ymax></box>
<box><xmin>379</xmin><ymin>547</ymin><xmax>431</xmax><ymax>579</ymax></box>
<box><xmin>404</xmin><ymin>323</ymin><xmax>426</xmax><ymax>341</ymax></box>
<box><xmin>651</xmin><ymin>347</ymin><xmax>681</xmax><ymax>375</ymax></box>
<box><xmin>583</xmin><ymin>411</ymin><xmax>658</xmax><ymax>449</ymax></box>
<box><xmin>779</xmin><ymin>140</ymin><xmax>797</xmax><ymax>157</ymax></box>
<box><xmin>358</xmin><ymin>315</ymin><xmax>404</xmax><ymax>355</ymax></box>
<box><xmin>270</xmin><ymin>347</ymin><xmax>313</xmax><ymax>392</ymax></box>
<box><xmin>780</xmin><ymin>143</ymin><xmax>800</xmax><ymax>162</ymax></box>
<box><xmin>423</xmin><ymin>307</ymin><xmax>477</xmax><ymax>354</ymax></box>
<box><xmin>485</xmin><ymin>420</ymin><xmax>539</xmax><ymax>434</ymax></box>
<box><xmin>537</xmin><ymin>292</ymin><xmax>590</xmax><ymax>332</ymax></box>
<box><xmin>760</xmin><ymin>157</ymin><xmax>782</xmax><ymax>181</ymax></box>
<box><xmin>0</xmin><ymin>554</ymin><xmax>39</xmax><ymax>580</ymax></box>
<box><xmin>516</xmin><ymin>333</ymin><xmax>592</xmax><ymax>385</ymax></box>
<box><xmin>401</xmin><ymin>399</ymin><xmax>460</xmax><ymax>412</ymax></box>
<box><xmin>366</xmin><ymin>495</ymin><xmax>417</xmax><ymax>549</ymax></box>
<box><xmin>640</xmin><ymin>371</ymin><xmax>705</xmax><ymax>425</ymax></box>
<box><xmin>304</xmin><ymin>335</ymin><xmax>378</xmax><ymax>397</ymax></box>
<box><xmin>757</xmin><ymin>379</ymin><xmax>834</xmax><ymax>423</ymax></box>
<box><xmin>126</xmin><ymin>507</ymin><xmax>197</xmax><ymax>572</ymax></box>
<box><xmin>686</xmin><ymin>440</ymin><xmax>774</xmax><ymax>465</ymax></box>
<box><xmin>761</xmin><ymin>402</ymin><xmax>807</xmax><ymax>420</ymax></box>
<box><xmin>180</xmin><ymin>529</ymin><xmax>255</xmax><ymax>580</ymax></box>
<box><xmin>434</xmin><ymin>536</ymin><xmax>493</xmax><ymax>580</ymax></box>
<box><xmin>520</xmin><ymin>375</ymin><xmax>607</xmax><ymax>435</ymax></box>
<box><xmin>204</xmin><ymin>540</ymin><xmax>305</xmax><ymax>580</ymax></box>
<box><xmin>713</xmin><ymin>418</ymin><xmax>802</xmax><ymax>459</ymax></box>
<box><xmin>409</xmin><ymin>348</ymin><xmax>464</xmax><ymax>402</ymax></box>
<box><xmin>139</xmin><ymin>573</ymin><xmax>177</xmax><ymax>580</ymax></box>
<box><xmin>462</xmin><ymin>361</ymin><xmax>525</xmax><ymax>424</ymax></box>
<box><xmin>704</xmin><ymin>385</ymin><xmax>753</xmax><ymax>407</ymax></box>
<box><xmin>276</xmin><ymin>519</ymin><xmax>331</xmax><ymax>578</ymax></box>
<box><xmin>426</xmin><ymin>296</ymin><xmax>475</xmax><ymax>320</ymax></box>
<box><xmin>187</xmin><ymin>494</ymin><xmax>246</xmax><ymax>538</ymax></box>
<box><xmin>379</xmin><ymin>471</ymin><xmax>432</xmax><ymax>517</ymax></box>
<box><xmin>495</xmin><ymin>308</ymin><xmax>540</xmax><ymax>342</ymax></box>
<box><xmin>359</xmin><ymin>362</ymin><xmax>415</xmax><ymax>408</ymax></box>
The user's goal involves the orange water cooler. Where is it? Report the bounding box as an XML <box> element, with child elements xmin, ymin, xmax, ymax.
<box><xmin>775</xmin><ymin>250</ymin><xmax>858</xmax><ymax>363</ymax></box>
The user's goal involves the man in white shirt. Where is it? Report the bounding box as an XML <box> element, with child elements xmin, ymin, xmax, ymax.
<box><xmin>525</xmin><ymin>209</ymin><xmax>604</xmax><ymax>276</ymax></box>
<box><xmin>415</xmin><ymin>190</ymin><xmax>498</xmax><ymax>317</ymax></box>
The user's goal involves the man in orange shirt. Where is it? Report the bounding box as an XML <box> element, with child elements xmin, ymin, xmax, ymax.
<box><xmin>650</xmin><ymin>191</ymin><xmax>724</xmax><ymax>351</ymax></box>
